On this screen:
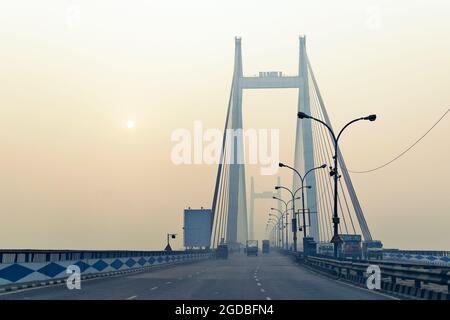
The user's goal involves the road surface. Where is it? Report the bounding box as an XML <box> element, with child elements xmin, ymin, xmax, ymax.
<box><xmin>0</xmin><ymin>251</ymin><xmax>393</xmax><ymax>300</ymax></box>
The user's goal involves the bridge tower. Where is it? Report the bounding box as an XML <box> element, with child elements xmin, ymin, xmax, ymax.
<box><xmin>226</xmin><ymin>37</ymin><xmax>248</xmax><ymax>247</ymax></box>
<box><xmin>211</xmin><ymin>36</ymin><xmax>375</xmax><ymax>250</ymax></box>
<box><xmin>211</xmin><ymin>36</ymin><xmax>321</xmax><ymax>248</ymax></box>
<box><xmin>293</xmin><ymin>36</ymin><xmax>320</xmax><ymax>241</ymax></box>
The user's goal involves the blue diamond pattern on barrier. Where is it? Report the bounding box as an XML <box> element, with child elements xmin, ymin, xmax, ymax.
<box><xmin>138</xmin><ymin>258</ymin><xmax>146</xmax><ymax>266</ymax></box>
<box><xmin>110</xmin><ymin>259</ymin><xmax>124</xmax><ymax>270</ymax></box>
<box><xmin>92</xmin><ymin>260</ymin><xmax>108</xmax><ymax>272</ymax></box>
<box><xmin>148</xmin><ymin>257</ymin><xmax>155</xmax><ymax>264</ymax></box>
<box><xmin>37</xmin><ymin>262</ymin><xmax>66</xmax><ymax>278</ymax></box>
<box><xmin>157</xmin><ymin>257</ymin><xmax>163</xmax><ymax>263</ymax></box>
<box><xmin>125</xmin><ymin>258</ymin><xmax>136</xmax><ymax>268</ymax></box>
<box><xmin>165</xmin><ymin>256</ymin><xmax>170</xmax><ymax>262</ymax></box>
<box><xmin>415</xmin><ymin>255</ymin><xmax>423</xmax><ymax>260</ymax></box>
<box><xmin>440</xmin><ymin>256</ymin><xmax>450</xmax><ymax>262</ymax></box>
<box><xmin>75</xmin><ymin>261</ymin><xmax>90</xmax><ymax>273</ymax></box>
<box><xmin>0</xmin><ymin>264</ymin><xmax>34</xmax><ymax>283</ymax></box>
<box><xmin>427</xmin><ymin>256</ymin><xmax>436</xmax><ymax>261</ymax></box>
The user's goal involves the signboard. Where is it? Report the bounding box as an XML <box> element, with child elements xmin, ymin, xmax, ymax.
<box><xmin>183</xmin><ymin>208</ymin><xmax>212</xmax><ymax>248</ymax></box>
<box><xmin>339</xmin><ymin>234</ymin><xmax>362</xmax><ymax>242</ymax></box>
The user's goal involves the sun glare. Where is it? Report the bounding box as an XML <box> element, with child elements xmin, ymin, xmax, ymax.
<box><xmin>126</xmin><ymin>120</ymin><xmax>135</xmax><ymax>129</ymax></box>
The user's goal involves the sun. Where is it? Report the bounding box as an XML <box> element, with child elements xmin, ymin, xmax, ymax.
<box><xmin>126</xmin><ymin>120</ymin><xmax>135</xmax><ymax>129</ymax></box>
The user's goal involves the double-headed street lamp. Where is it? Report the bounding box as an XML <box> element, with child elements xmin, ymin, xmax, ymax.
<box><xmin>269</xmin><ymin>219</ymin><xmax>280</xmax><ymax>248</ymax></box>
<box><xmin>272</xmin><ymin>196</ymin><xmax>289</xmax><ymax>250</ymax></box>
<box><xmin>297</xmin><ymin>112</ymin><xmax>376</xmax><ymax>258</ymax></box>
<box><xmin>275</xmin><ymin>185</ymin><xmax>306</xmax><ymax>252</ymax></box>
<box><xmin>266</xmin><ymin>220</ymin><xmax>277</xmax><ymax>247</ymax></box>
<box><xmin>268</xmin><ymin>214</ymin><xmax>282</xmax><ymax>248</ymax></box>
<box><xmin>279</xmin><ymin>162</ymin><xmax>327</xmax><ymax>255</ymax></box>
<box><xmin>269</xmin><ymin>210</ymin><xmax>284</xmax><ymax>249</ymax></box>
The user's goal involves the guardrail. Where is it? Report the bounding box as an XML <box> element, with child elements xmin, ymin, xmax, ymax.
<box><xmin>303</xmin><ymin>255</ymin><xmax>450</xmax><ymax>300</ymax></box>
<box><xmin>0</xmin><ymin>249</ymin><xmax>207</xmax><ymax>264</ymax></box>
<box><xmin>383</xmin><ymin>249</ymin><xmax>450</xmax><ymax>266</ymax></box>
<box><xmin>384</xmin><ymin>249</ymin><xmax>450</xmax><ymax>257</ymax></box>
<box><xmin>0</xmin><ymin>249</ymin><xmax>212</xmax><ymax>290</ymax></box>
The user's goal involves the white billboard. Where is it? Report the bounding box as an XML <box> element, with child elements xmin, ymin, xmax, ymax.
<box><xmin>183</xmin><ymin>208</ymin><xmax>212</xmax><ymax>248</ymax></box>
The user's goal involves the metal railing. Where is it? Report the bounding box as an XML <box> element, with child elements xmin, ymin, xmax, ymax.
<box><xmin>304</xmin><ymin>255</ymin><xmax>450</xmax><ymax>295</ymax></box>
<box><xmin>384</xmin><ymin>249</ymin><xmax>450</xmax><ymax>257</ymax></box>
<box><xmin>0</xmin><ymin>249</ymin><xmax>210</xmax><ymax>264</ymax></box>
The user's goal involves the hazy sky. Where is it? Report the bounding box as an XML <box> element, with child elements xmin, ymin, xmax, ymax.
<box><xmin>1</xmin><ymin>0</ymin><xmax>449</xmax><ymax>250</ymax></box>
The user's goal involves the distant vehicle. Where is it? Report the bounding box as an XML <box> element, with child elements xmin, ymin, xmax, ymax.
<box><xmin>317</xmin><ymin>242</ymin><xmax>334</xmax><ymax>257</ymax></box>
<box><xmin>362</xmin><ymin>240</ymin><xmax>383</xmax><ymax>260</ymax></box>
<box><xmin>339</xmin><ymin>234</ymin><xmax>362</xmax><ymax>260</ymax></box>
<box><xmin>216</xmin><ymin>244</ymin><xmax>228</xmax><ymax>259</ymax></box>
<box><xmin>246</xmin><ymin>240</ymin><xmax>258</xmax><ymax>256</ymax></box>
<box><xmin>262</xmin><ymin>240</ymin><xmax>270</xmax><ymax>254</ymax></box>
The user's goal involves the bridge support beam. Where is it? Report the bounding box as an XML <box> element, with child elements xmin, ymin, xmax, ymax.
<box><xmin>226</xmin><ymin>37</ymin><xmax>248</xmax><ymax>247</ymax></box>
<box><xmin>293</xmin><ymin>36</ymin><xmax>319</xmax><ymax>243</ymax></box>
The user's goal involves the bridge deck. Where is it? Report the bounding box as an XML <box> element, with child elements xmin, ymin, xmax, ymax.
<box><xmin>0</xmin><ymin>251</ymin><xmax>393</xmax><ymax>300</ymax></box>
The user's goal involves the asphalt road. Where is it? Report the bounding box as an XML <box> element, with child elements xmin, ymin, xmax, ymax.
<box><xmin>0</xmin><ymin>251</ymin><xmax>394</xmax><ymax>300</ymax></box>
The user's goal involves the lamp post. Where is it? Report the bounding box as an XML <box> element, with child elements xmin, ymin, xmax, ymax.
<box><xmin>275</xmin><ymin>186</ymin><xmax>303</xmax><ymax>252</ymax></box>
<box><xmin>297</xmin><ymin>112</ymin><xmax>376</xmax><ymax>258</ymax></box>
<box><xmin>273</xmin><ymin>196</ymin><xmax>289</xmax><ymax>250</ymax></box>
<box><xmin>270</xmin><ymin>210</ymin><xmax>284</xmax><ymax>248</ymax></box>
<box><xmin>267</xmin><ymin>219</ymin><xmax>277</xmax><ymax>248</ymax></box>
<box><xmin>165</xmin><ymin>233</ymin><xmax>177</xmax><ymax>251</ymax></box>
<box><xmin>269</xmin><ymin>213</ymin><xmax>282</xmax><ymax>248</ymax></box>
<box><xmin>279</xmin><ymin>163</ymin><xmax>326</xmax><ymax>239</ymax></box>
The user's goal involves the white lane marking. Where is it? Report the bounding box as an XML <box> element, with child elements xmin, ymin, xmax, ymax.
<box><xmin>126</xmin><ymin>295</ymin><xmax>137</xmax><ymax>300</ymax></box>
<box><xmin>255</xmin><ymin>279</ymin><xmax>259</xmax><ymax>282</ymax></box>
<box><xmin>301</xmin><ymin>264</ymin><xmax>399</xmax><ymax>300</ymax></box>
<box><xmin>257</xmin><ymin>282</ymin><xmax>261</xmax><ymax>286</ymax></box>
<box><xmin>150</xmin><ymin>286</ymin><xmax>158</xmax><ymax>290</ymax></box>
<box><xmin>260</xmin><ymin>288</ymin><xmax>265</xmax><ymax>293</ymax></box>
<box><xmin>165</xmin><ymin>281</ymin><xmax>172</xmax><ymax>285</ymax></box>
<box><xmin>331</xmin><ymin>278</ymin><xmax>400</xmax><ymax>300</ymax></box>
<box><xmin>266</xmin><ymin>297</ymin><xmax>271</xmax><ymax>300</ymax></box>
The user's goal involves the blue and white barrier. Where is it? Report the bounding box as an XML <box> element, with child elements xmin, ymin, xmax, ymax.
<box><xmin>0</xmin><ymin>250</ymin><xmax>212</xmax><ymax>287</ymax></box>
<box><xmin>383</xmin><ymin>250</ymin><xmax>450</xmax><ymax>266</ymax></box>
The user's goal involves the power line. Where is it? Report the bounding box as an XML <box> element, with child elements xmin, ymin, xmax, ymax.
<box><xmin>349</xmin><ymin>107</ymin><xmax>450</xmax><ymax>174</ymax></box>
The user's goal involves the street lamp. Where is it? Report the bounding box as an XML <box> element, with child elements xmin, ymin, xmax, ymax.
<box><xmin>165</xmin><ymin>233</ymin><xmax>177</xmax><ymax>251</ymax></box>
<box><xmin>278</xmin><ymin>162</ymin><xmax>326</xmax><ymax>250</ymax></box>
<box><xmin>267</xmin><ymin>219</ymin><xmax>278</xmax><ymax>247</ymax></box>
<box><xmin>297</xmin><ymin>111</ymin><xmax>376</xmax><ymax>258</ymax></box>
<box><xmin>270</xmin><ymin>209</ymin><xmax>285</xmax><ymax>249</ymax></box>
<box><xmin>269</xmin><ymin>212</ymin><xmax>283</xmax><ymax>248</ymax></box>
<box><xmin>275</xmin><ymin>185</ymin><xmax>306</xmax><ymax>252</ymax></box>
<box><xmin>268</xmin><ymin>214</ymin><xmax>282</xmax><ymax>248</ymax></box>
<box><xmin>273</xmin><ymin>196</ymin><xmax>289</xmax><ymax>250</ymax></box>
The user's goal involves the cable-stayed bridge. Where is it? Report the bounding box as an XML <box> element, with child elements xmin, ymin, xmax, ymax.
<box><xmin>210</xmin><ymin>36</ymin><xmax>372</xmax><ymax>251</ymax></box>
<box><xmin>0</xmin><ymin>37</ymin><xmax>448</xmax><ymax>301</ymax></box>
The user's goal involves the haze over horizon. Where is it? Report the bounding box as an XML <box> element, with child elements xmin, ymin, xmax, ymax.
<box><xmin>1</xmin><ymin>0</ymin><xmax>449</xmax><ymax>251</ymax></box>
